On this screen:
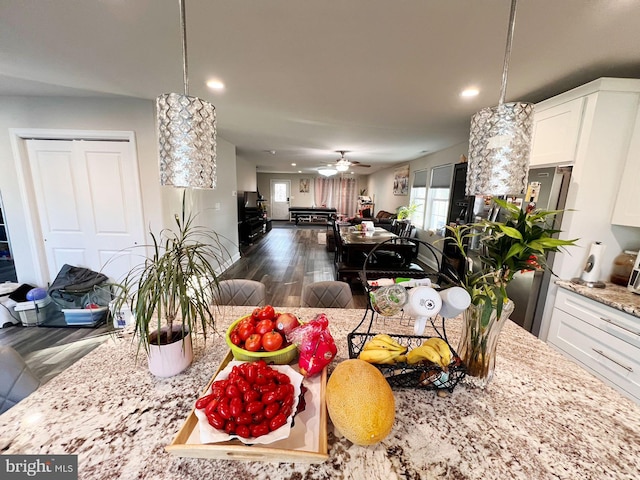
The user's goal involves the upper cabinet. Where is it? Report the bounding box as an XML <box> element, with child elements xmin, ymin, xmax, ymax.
<box><xmin>611</xmin><ymin>107</ymin><xmax>640</xmax><ymax>227</ymax></box>
<box><xmin>530</xmin><ymin>97</ymin><xmax>585</xmax><ymax>167</ymax></box>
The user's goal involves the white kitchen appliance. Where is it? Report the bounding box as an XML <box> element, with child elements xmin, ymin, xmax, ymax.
<box><xmin>628</xmin><ymin>251</ymin><xmax>640</xmax><ymax>295</ymax></box>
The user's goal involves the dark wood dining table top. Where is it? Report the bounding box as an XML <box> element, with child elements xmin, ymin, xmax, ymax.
<box><xmin>339</xmin><ymin>226</ymin><xmax>400</xmax><ymax>244</ymax></box>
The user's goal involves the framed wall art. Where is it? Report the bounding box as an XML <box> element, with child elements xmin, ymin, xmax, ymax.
<box><xmin>393</xmin><ymin>165</ymin><xmax>409</xmax><ymax>196</ymax></box>
<box><xmin>299</xmin><ymin>178</ymin><xmax>310</xmax><ymax>193</ymax></box>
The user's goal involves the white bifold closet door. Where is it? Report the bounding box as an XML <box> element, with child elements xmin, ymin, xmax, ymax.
<box><xmin>26</xmin><ymin>139</ymin><xmax>146</xmax><ymax>284</ymax></box>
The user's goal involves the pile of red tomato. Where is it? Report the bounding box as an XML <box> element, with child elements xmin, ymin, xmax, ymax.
<box><xmin>196</xmin><ymin>360</ymin><xmax>296</xmax><ymax>438</ymax></box>
<box><xmin>228</xmin><ymin>305</ymin><xmax>290</xmax><ymax>352</ymax></box>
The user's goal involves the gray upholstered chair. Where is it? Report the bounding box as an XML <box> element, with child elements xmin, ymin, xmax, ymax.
<box><xmin>0</xmin><ymin>345</ymin><xmax>41</xmax><ymax>414</ymax></box>
<box><xmin>215</xmin><ymin>279</ymin><xmax>267</xmax><ymax>306</ymax></box>
<box><xmin>301</xmin><ymin>281</ymin><xmax>354</xmax><ymax>308</ymax></box>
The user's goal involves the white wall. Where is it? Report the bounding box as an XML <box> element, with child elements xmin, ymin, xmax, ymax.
<box><xmin>0</xmin><ymin>95</ymin><xmax>239</xmax><ymax>285</ymax></box>
<box><xmin>236</xmin><ymin>154</ymin><xmax>257</xmax><ymax>192</ymax></box>
<box><xmin>257</xmin><ymin>173</ymin><xmax>368</xmax><ymax>217</ymax></box>
<box><xmin>160</xmin><ymin>137</ymin><xmax>240</xmax><ymax>270</ymax></box>
<box><xmin>366</xmin><ymin>166</ymin><xmax>409</xmax><ymax>215</ymax></box>
<box><xmin>257</xmin><ymin>173</ymin><xmax>310</xmax><ymax>211</ymax></box>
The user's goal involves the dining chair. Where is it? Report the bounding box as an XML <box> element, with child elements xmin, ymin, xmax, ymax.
<box><xmin>301</xmin><ymin>281</ymin><xmax>354</xmax><ymax>308</ymax></box>
<box><xmin>332</xmin><ymin>221</ymin><xmax>344</xmax><ymax>264</ymax></box>
<box><xmin>396</xmin><ymin>220</ymin><xmax>413</xmax><ymax>238</ymax></box>
<box><xmin>215</xmin><ymin>279</ymin><xmax>267</xmax><ymax>306</ymax></box>
<box><xmin>0</xmin><ymin>345</ymin><xmax>41</xmax><ymax>414</ymax></box>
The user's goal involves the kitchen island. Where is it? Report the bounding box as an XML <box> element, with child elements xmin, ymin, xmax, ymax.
<box><xmin>1</xmin><ymin>306</ymin><xmax>639</xmax><ymax>479</ymax></box>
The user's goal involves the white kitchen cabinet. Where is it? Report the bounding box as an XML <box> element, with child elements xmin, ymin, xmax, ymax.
<box><xmin>611</xmin><ymin>106</ymin><xmax>640</xmax><ymax>227</ymax></box>
<box><xmin>548</xmin><ymin>288</ymin><xmax>640</xmax><ymax>404</ymax></box>
<box><xmin>534</xmin><ymin>78</ymin><xmax>640</xmax><ymax>342</ymax></box>
<box><xmin>529</xmin><ymin>97</ymin><xmax>585</xmax><ymax>167</ymax></box>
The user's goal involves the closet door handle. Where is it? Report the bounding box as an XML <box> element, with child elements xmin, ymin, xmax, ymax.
<box><xmin>592</xmin><ymin>348</ymin><xmax>633</xmax><ymax>372</ymax></box>
<box><xmin>600</xmin><ymin>317</ymin><xmax>640</xmax><ymax>336</ymax></box>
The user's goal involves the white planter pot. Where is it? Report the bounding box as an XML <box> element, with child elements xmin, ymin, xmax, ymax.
<box><xmin>147</xmin><ymin>327</ymin><xmax>193</xmax><ymax>377</ymax></box>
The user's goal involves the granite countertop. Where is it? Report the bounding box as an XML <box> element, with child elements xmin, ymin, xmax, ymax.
<box><xmin>556</xmin><ymin>280</ymin><xmax>640</xmax><ymax>318</ymax></box>
<box><xmin>1</xmin><ymin>305</ymin><xmax>639</xmax><ymax>480</ymax></box>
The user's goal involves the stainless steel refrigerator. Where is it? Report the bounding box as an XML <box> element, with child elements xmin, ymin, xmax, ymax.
<box><xmin>505</xmin><ymin>166</ymin><xmax>572</xmax><ymax>335</ymax></box>
<box><xmin>459</xmin><ymin>166</ymin><xmax>572</xmax><ymax>334</ymax></box>
<box><xmin>442</xmin><ymin>164</ymin><xmax>572</xmax><ymax>335</ymax></box>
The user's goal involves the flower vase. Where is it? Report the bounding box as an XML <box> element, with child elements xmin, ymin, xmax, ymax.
<box><xmin>458</xmin><ymin>299</ymin><xmax>515</xmax><ymax>388</ymax></box>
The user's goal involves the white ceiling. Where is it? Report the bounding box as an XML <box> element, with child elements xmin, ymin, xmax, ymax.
<box><xmin>1</xmin><ymin>0</ymin><xmax>639</xmax><ymax>175</ymax></box>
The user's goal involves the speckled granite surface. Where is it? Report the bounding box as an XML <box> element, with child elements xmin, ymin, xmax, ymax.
<box><xmin>1</xmin><ymin>305</ymin><xmax>639</xmax><ymax>480</ymax></box>
<box><xmin>556</xmin><ymin>280</ymin><xmax>640</xmax><ymax>318</ymax></box>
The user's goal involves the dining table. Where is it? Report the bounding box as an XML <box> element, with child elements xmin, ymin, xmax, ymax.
<box><xmin>1</xmin><ymin>305</ymin><xmax>639</xmax><ymax>480</ymax></box>
<box><xmin>338</xmin><ymin>226</ymin><xmax>415</xmax><ymax>267</ymax></box>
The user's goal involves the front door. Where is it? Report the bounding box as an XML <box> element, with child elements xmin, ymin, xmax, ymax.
<box><xmin>270</xmin><ymin>180</ymin><xmax>290</xmax><ymax>220</ymax></box>
<box><xmin>26</xmin><ymin>139</ymin><xmax>146</xmax><ymax>283</ymax></box>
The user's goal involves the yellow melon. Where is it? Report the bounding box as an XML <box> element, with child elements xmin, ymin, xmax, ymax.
<box><xmin>325</xmin><ymin>359</ymin><xmax>395</xmax><ymax>445</ymax></box>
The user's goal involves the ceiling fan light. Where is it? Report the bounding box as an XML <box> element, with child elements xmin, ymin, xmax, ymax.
<box><xmin>318</xmin><ymin>168</ymin><xmax>338</xmax><ymax>177</ymax></box>
<box><xmin>336</xmin><ymin>163</ymin><xmax>349</xmax><ymax>172</ymax></box>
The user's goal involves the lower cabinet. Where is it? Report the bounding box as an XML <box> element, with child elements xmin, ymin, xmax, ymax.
<box><xmin>238</xmin><ymin>217</ymin><xmax>267</xmax><ymax>245</ymax></box>
<box><xmin>548</xmin><ymin>288</ymin><xmax>640</xmax><ymax>405</ymax></box>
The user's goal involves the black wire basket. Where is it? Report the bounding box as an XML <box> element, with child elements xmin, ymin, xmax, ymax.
<box><xmin>348</xmin><ymin>237</ymin><xmax>467</xmax><ymax>392</ymax></box>
<box><xmin>348</xmin><ymin>322</ymin><xmax>466</xmax><ymax>392</ymax></box>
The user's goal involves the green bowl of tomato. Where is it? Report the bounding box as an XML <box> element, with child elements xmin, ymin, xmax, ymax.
<box><xmin>225</xmin><ymin>311</ymin><xmax>299</xmax><ymax>365</ymax></box>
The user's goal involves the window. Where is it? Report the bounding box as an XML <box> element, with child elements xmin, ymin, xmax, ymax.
<box><xmin>273</xmin><ymin>183</ymin><xmax>287</xmax><ymax>202</ymax></box>
<box><xmin>425</xmin><ymin>165</ymin><xmax>452</xmax><ymax>234</ymax></box>
<box><xmin>409</xmin><ymin>170</ymin><xmax>428</xmax><ymax>229</ymax></box>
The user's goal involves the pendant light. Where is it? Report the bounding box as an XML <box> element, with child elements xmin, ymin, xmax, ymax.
<box><xmin>466</xmin><ymin>0</ymin><xmax>533</xmax><ymax>196</ymax></box>
<box><xmin>157</xmin><ymin>0</ymin><xmax>217</xmax><ymax>189</ymax></box>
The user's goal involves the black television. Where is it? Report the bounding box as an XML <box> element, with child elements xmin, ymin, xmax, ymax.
<box><xmin>243</xmin><ymin>191</ymin><xmax>262</xmax><ymax>209</ymax></box>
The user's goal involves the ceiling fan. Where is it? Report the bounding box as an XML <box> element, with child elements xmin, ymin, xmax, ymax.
<box><xmin>335</xmin><ymin>150</ymin><xmax>371</xmax><ymax>171</ymax></box>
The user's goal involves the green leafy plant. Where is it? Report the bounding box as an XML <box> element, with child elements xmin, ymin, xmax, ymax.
<box><xmin>445</xmin><ymin>198</ymin><xmax>578</xmax><ymax>325</ymax></box>
<box><xmin>112</xmin><ymin>195</ymin><xmax>231</xmax><ymax>353</ymax></box>
<box><xmin>396</xmin><ymin>203</ymin><xmax>420</xmax><ymax>220</ymax></box>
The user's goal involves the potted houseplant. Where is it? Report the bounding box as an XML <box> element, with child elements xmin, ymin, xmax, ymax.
<box><xmin>445</xmin><ymin>198</ymin><xmax>577</xmax><ymax>387</ymax></box>
<box><xmin>396</xmin><ymin>203</ymin><xmax>419</xmax><ymax>221</ymax></box>
<box><xmin>112</xmin><ymin>196</ymin><xmax>230</xmax><ymax>377</ymax></box>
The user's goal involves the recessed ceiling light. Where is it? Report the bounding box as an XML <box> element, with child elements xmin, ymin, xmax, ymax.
<box><xmin>206</xmin><ymin>80</ymin><xmax>225</xmax><ymax>90</ymax></box>
<box><xmin>291</xmin><ymin>163</ymin><xmax>296</xmax><ymax>166</ymax></box>
<box><xmin>460</xmin><ymin>88</ymin><xmax>479</xmax><ymax>98</ymax></box>
<box><xmin>298</xmin><ymin>170</ymin><xmax>302</xmax><ymax>173</ymax></box>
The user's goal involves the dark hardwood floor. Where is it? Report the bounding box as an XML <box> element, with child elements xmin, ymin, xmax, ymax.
<box><xmin>0</xmin><ymin>222</ymin><xmax>367</xmax><ymax>385</ymax></box>
<box><xmin>222</xmin><ymin>220</ymin><xmax>369</xmax><ymax>309</ymax></box>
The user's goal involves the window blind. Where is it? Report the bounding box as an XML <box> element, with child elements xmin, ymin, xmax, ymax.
<box><xmin>412</xmin><ymin>170</ymin><xmax>428</xmax><ymax>188</ymax></box>
<box><xmin>430</xmin><ymin>164</ymin><xmax>453</xmax><ymax>189</ymax></box>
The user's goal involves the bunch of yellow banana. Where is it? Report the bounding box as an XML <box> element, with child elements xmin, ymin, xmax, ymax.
<box><xmin>358</xmin><ymin>334</ymin><xmax>408</xmax><ymax>365</ymax></box>
<box><xmin>406</xmin><ymin>337</ymin><xmax>452</xmax><ymax>369</ymax></box>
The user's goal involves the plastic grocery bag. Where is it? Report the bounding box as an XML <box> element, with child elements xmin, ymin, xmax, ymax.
<box><xmin>287</xmin><ymin>313</ymin><xmax>337</xmax><ymax>377</ymax></box>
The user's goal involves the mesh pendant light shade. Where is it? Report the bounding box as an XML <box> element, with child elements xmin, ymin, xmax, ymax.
<box><xmin>466</xmin><ymin>102</ymin><xmax>534</xmax><ymax>196</ymax></box>
<box><xmin>466</xmin><ymin>0</ymin><xmax>533</xmax><ymax>196</ymax></box>
<box><xmin>157</xmin><ymin>93</ymin><xmax>217</xmax><ymax>189</ymax></box>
